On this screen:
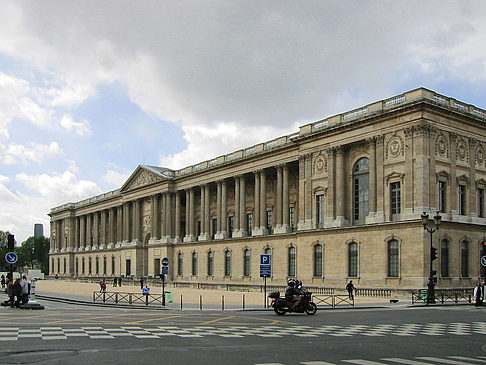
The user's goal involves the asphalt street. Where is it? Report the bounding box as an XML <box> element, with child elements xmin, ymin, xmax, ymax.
<box><xmin>0</xmin><ymin>298</ymin><xmax>485</xmax><ymax>365</ymax></box>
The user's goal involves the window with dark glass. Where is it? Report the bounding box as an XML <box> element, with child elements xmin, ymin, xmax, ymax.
<box><xmin>390</xmin><ymin>182</ymin><xmax>401</xmax><ymax>221</ymax></box>
<box><xmin>316</xmin><ymin>194</ymin><xmax>325</xmax><ymax>228</ymax></box>
<box><xmin>225</xmin><ymin>251</ymin><xmax>231</xmax><ymax>276</ymax></box>
<box><xmin>289</xmin><ymin>207</ymin><xmax>295</xmax><ymax>230</ymax></box>
<box><xmin>266</xmin><ymin>210</ymin><xmax>273</xmax><ymax>233</ymax></box>
<box><xmin>348</xmin><ymin>242</ymin><xmax>358</xmax><ymax>277</ymax></box>
<box><xmin>314</xmin><ymin>244</ymin><xmax>323</xmax><ymax>277</ymax></box>
<box><xmin>478</xmin><ymin>188</ymin><xmax>484</xmax><ymax>218</ymax></box>
<box><xmin>212</xmin><ymin>218</ymin><xmax>217</xmax><ymax>238</ymax></box>
<box><xmin>192</xmin><ymin>252</ymin><xmax>197</xmax><ymax>276</ymax></box>
<box><xmin>438</xmin><ymin>181</ymin><xmax>446</xmax><ymax>213</ymax></box>
<box><xmin>82</xmin><ymin>258</ymin><xmax>85</xmax><ymax>274</ymax></box>
<box><xmin>353</xmin><ymin>158</ymin><xmax>369</xmax><ymax>224</ymax></box>
<box><xmin>89</xmin><ymin>258</ymin><xmax>92</xmax><ymax>274</ymax></box>
<box><xmin>441</xmin><ymin>240</ymin><xmax>449</xmax><ymax>277</ymax></box>
<box><xmin>388</xmin><ymin>240</ymin><xmax>399</xmax><ymax>277</ymax></box>
<box><xmin>177</xmin><ymin>253</ymin><xmax>183</xmax><ymax>276</ymax></box>
<box><xmin>75</xmin><ymin>258</ymin><xmax>79</xmax><ymax>274</ymax></box>
<box><xmin>125</xmin><ymin>259</ymin><xmax>131</xmax><ymax>276</ymax></box>
<box><xmin>288</xmin><ymin>247</ymin><xmax>296</xmax><ymax>277</ymax></box>
<box><xmin>247</xmin><ymin>213</ymin><xmax>253</xmax><ymax>236</ymax></box>
<box><xmin>96</xmin><ymin>257</ymin><xmax>99</xmax><ymax>275</ymax></box>
<box><xmin>111</xmin><ymin>256</ymin><xmax>115</xmax><ymax>275</ymax></box>
<box><xmin>461</xmin><ymin>241</ymin><xmax>468</xmax><ymax>277</ymax></box>
<box><xmin>228</xmin><ymin>216</ymin><xmax>234</xmax><ymax>238</ymax></box>
<box><xmin>459</xmin><ymin>185</ymin><xmax>466</xmax><ymax>215</ymax></box>
<box><xmin>244</xmin><ymin>249</ymin><xmax>251</xmax><ymax>276</ymax></box>
<box><xmin>57</xmin><ymin>258</ymin><xmax>60</xmax><ymax>273</ymax></box>
<box><xmin>63</xmin><ymin>258</ymin><xmax>66</xmax><ymax>273</ymax></box>
<box><xmin>207</xmin><ymin>251</ymin><xmax>214</xmax><ymax>276</ymax></box>
<box><xmin>103</xmin><ymin>256</ymin><xmax>107</xmax><ymax>275</ymax></box>
<box><xmin>154</xmin><ymin>258</ymin><xmax>160</xmax><ymax>276</ymax></box>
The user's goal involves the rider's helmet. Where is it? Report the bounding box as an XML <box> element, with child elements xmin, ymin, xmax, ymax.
<box><xmin>287</xmin><ymin>279</ymin><xmax>296</xmax><ymax>287</ymax></box>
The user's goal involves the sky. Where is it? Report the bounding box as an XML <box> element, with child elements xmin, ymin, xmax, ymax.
<box><xmin>1</xmin><ymin>1</ymin><xmax>486</xmax><ymax>244</ymax></box>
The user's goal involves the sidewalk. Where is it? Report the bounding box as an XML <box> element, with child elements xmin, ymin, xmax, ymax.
<box><xmin>34</xmin><ymin>280</ymin><xmax>402</xmax><ymax>310</ymax></box>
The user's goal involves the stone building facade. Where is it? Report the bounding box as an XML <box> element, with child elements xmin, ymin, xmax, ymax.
<box><xmin>49</xmin><ymin>88</ymin><xmax>486</xmax><ymax>289</ymax></box>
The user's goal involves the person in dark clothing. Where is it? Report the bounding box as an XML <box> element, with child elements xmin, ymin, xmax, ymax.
<box><xmin>13</xmin><ymin>279</ymin><xmax>22</xmax><ymax>308</ymax></box>
<box><xmin>118</xmin><ymin>276</ymin><xmax>122</xmax><ymax>287</ymax></box>
<box><xmin>113</xmin><ymin>277</ymin><xmax>117</xmax><ymax>287</ymax></box>
<box><xmin>1</xmin><ymin>275</ymin><xmax>5</xmax><ymax>289</ymax></box>
<box><xmin>4</xmin><ymin>279</ymin><xmax>14</xmax><ymax>307</ymax></box>
<box><xmin>346</xmin><ymin>280</ymin><xmax>356</xmax><ymax>300</ymax></box>
<box><xmin>285</xmin><ymin>279</ymin><xmax>303</xmax><ymax>308</ymax></box>
<box><xmin>474</xmin><ymin>282</ymin><xmax>483</xmax><ymax>307</ymax></box>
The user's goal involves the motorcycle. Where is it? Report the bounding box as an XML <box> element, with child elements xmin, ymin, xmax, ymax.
<box><xmin>268</xmin><ymin>291</ymin><xmax>317</xmax><ymax>315</ymax></box>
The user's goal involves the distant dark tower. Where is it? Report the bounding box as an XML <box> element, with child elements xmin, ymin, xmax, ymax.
<box><xmin>34</xmin><ymin>224</ymin><xmax>44</xmax><ymax>238</ymax></box>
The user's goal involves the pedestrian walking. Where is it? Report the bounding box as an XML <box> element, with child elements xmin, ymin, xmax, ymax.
<box><xmin>102</xmin><ymin>281</ymin><xmax>107</xmax><ymax>293</ymax></box>
<box><xmin>1</xmin><ymin>275</ymin><xmax>5</xmax><ymax>289</ymax></box>
<box><xmin>346</xmin><ymin>280</ymin><xmax>356</xmax><ymax>300</ymax></box>
<box><xmin>4</xmin><ymin>279</ymin><xmax>14</xmax><ymax>307</ymax></box>
<box><xmin>118</xmin><ymin>276</ymin><xmax>122</xmax><ymax>287</ymax></box>
<box><xmin>99</xmin><ymin>280</ymin><xmax>104</xmax><ymax>293</ymax></box>
<box><xmin>20</xmin><ymin>276</ymin><xmax>29</xmax><ymax>304</ymax></box>
<box><xmin>113</xmin><ymin>277</ymin><xmax>117</xmax><ymax>287</ymax></box>
<box><xmin>13</xmin><ymin>279</ymin><xmax>22</xmax><ymax>308</ymax></box>
<box><xmin>474</xmin><ymin>282</ymin><xmax>483</xmax><ymax>307</ymax></box>
<box><xmin>140</xmin><ymin>277</ymin><xmax>144</xmax><ymax>290</ymax></box>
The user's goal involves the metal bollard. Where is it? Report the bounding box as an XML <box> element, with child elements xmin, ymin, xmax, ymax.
<box><xmin>199</xmin><ymin>295</ymin><xmax>203</xmax><ymax>310</ymax></box>
<box><xmin>222</xmin><ymin>295</ymin><xmax>225</xmax><ymax>311</ymax></box>
<box><xmin>242</xmin><ymin>294</ymin><xmax>245</xmax><ymax>310</ymax></box>
<box><xmin>180</xmin><ymin>294</ymin><xmax>183</xmax><ymax>310</ymax></box>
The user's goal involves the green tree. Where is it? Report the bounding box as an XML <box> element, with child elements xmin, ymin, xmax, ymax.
<box><xmin>15</xmin><ymin>236</ymin><xmax>50</xmax><ymax>274</ymax></box>
<box><xmin>0</xmin><ymin>230</ymin><xmax>15</xmax><ymax>272</ymax></box>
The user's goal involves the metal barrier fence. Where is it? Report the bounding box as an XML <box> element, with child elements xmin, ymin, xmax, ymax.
<box><xmin>93</xmin><ymin>292</ymin><xmax>165</xmax><ymax>306</ymax></box>
<box><xmin>411</xmin><ymin>289</ymin><xmax>472</xmax><ymax>305</ymax></box>
<box><xmin>312</xmin><ymin>294</ymin><xmax>354</xmax><ymax>307</ymax></box>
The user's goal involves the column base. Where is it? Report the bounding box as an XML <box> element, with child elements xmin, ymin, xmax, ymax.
<box><xmin>297</xmin><ymin>220</ymin><xmax>313</xmax><ymax>231</ymax></box>
<box><xmin>233</xmin><ymin>230</ymin><xmax>247</xmax><ymax>238</ymax></box>
<box><xmin>333</xmin><ymin>216</ymin><xmax>348</xmax><ymax>227</ymax></box>
<box><xmin>198</xmin><ymin>234</ymin><xmax>211</xmax><ymax>241</ymax></box>
<box><xmin>214</xmin><ymin>231</ymin><xmax>227</xmax><ymax>240</ymax></box>
<box><xmin>274</xmin><ymin>225</ymin><xmax>291</xmax><ymax>234</ymax></box>
<box><xmin>251</xmin><ymin>227</ymin><xmax>268</xmax><ymax>236</ymax></box>
<box><xmin>183</xmin><ymin>235</ymin><xmax>195</xmax><ymax>243</ymax></box>
<box><xmin>365</xmin><ymin>211</ymin><xmax>385</xmax><ymax>224</ymax></box>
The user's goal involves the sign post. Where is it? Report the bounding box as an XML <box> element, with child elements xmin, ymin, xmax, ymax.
<box><xmin>260</xmin><ymin>255</ymin><xmax>271</xmax><ymax>308</ymax></box>
<box><xmin>161</xmin><ymin>257</ymin><xmax>169</xmax><ymax>306</ymax></box>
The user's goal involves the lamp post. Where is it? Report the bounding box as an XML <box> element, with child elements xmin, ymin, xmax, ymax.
<box><xmin>421</xmin><ymin>211</ymin><xmax>441</xmax><ymax>304</ymax></box>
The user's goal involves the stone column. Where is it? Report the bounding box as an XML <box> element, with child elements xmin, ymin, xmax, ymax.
<box><xmin>100</xmin><ymin>210</ymin><xmax>107</xmax><ymax>247</ymax></box>
<box><xmin>375</xmin><ymin>136</ymin><xmax>385</xmax><ymax>222</ymax></box>
<box><xmin>253</xmin><ymin>172</ymin><xmax>261</xmax><ymax>235</ymax></box>
<box><xmin>75</xmin><ymin>216</ymin><xmax>80</xmax><ymax>251</ymax></box>
<box><xmin>217</xmin><ymin>180</ymin><xmax>228</xmax><ymax>239</ymax></box>
<box><xmin>282</xmin><ymin>163</ymin><xmax>290</xmax><ymax>231</ymax></box>
<box><xmin>199</xmin><ymin>184</ymin><xmax>210</xmax><ymax>241</ymax></box>
<box><xmin>68</xmin><ymin>217</ymin><xmax>75</xmax><ymax>251</ymax></box>
<box><xmin>297</xmin><ymin>154</ymin><xmax>313</xmax><ymax>230</ymax></box>
<box><xmin>123</xmin><ymin>203</ymin><xmax>129</xmax><ymax>241</ymax></box>
<box><xmin>260</xmin><ymin>170</ymin><xmax>268</xmax><ymax>235</ymax></box>
<box><xmin>108</xmin><ymin>208</ymin><xmax>114</xmax><ymax>245</ymax></box>
<box><xmin>276</xmin><ymin>165</ymin><xmax>283</xmax><ymax>230</ymax></box>
<box><xmin>151</xmin><ymin>194</ymin><xmax>159</xmax><ymax>241</ymax></box>
<box><xmin>133</xmin><ymin>199</ymin><xmax>141</xmax><ymax>242</ymax></box>
<box><xmin>92</xmin><ymin>212</ymin><xmax>99</xmax><ymax>248</ymax></box>
<box><xmin>184</xmin><ymin>190</ymin><xmax>191</xmax><ymax>242</ymax></box>
<box><xmin>80</xmin><ymin>216</ymin><xmax>86</xmax><ymax>250</ymax></box>
<box><xmin>366</xmin><ymin>137</ymin><xmax>377</xmax><ymax>223</ymax></box>
<box><xmin>334</xmin><ymin>146</ymin><xmax>347</xmax><ymax>226</ymax></box>
<box><xmin>234</xmin><ymin>175</ymin><xmax>247</xmax><ymax>237</ymax></box>
<box><xmin>175</xmin><ymin>191</ymin><xmax>181</xmax><ymax>242</ymax></box>
<box><xmin>403</xmin><ymin>127</ymin><xmax>414</xmax><ymax>217</ymax></box>
<box><xmin>165</xmin><ymin>193</ymin><xmax>173</xmax><ymax>240</ymax></box>
<box><xmin>234</xmin><ymin>176</ymin><xmax>240</xmax><ymax>233</ymax></box>
<box><xmin>184</xmin><ymin>189</ymin><xmax>196</xmax><ymax>242</ymax></box>
<box><xmin>469</xmin><ymin>138</ymin><xmax>477</xmax><ymax>217</ymax></box>
<box><xmin>411</xmin><ymin>123</ymin><xmax>431</xmax><ymax>218</ymax></box>
<box><xmin>86</xmin><ymin>214</ymin><xmax>92</xmax><ymax>248</ymax></box>
<box><xmin>116</xmin><ymin>206</ymin><xmax>123</xmax><ymax>243</ymax></box>
<box><xmin>216</xmin><ymin>181</ymin><xmax>222</xmax><ymax>234</ymax></box>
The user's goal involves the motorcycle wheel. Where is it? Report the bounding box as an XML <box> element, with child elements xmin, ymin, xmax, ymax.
<box><xmin>274</xmin><ymin>305</ymin><xmax>287</xmax><ymax>316</ymax></box>
<box><xmin>305</xmin><ymin>302</ymin><xmax>317</xmax><ymax>315</ymax></box>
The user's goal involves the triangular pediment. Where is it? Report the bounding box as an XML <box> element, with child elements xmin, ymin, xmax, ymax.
<box><xmin>121</xmin><ymin>165</ymin><xmax>175</xmax><ymax>192</ymax></box>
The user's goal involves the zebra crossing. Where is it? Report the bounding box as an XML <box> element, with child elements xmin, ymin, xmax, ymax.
<box><xmin>256</xmin><ymin>355</ymin><xmax>486</xmax><ymax>365</ymax></box>
<box><xmin>1</xmin><ymin>321</ymin><xmax>486</xmax><ymax>341</ymax></box>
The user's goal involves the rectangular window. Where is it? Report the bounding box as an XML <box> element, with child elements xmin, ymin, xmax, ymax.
<box><xmin>438</xmin><ymin>181</ymin><xmax>446</xmax><ymax>213</ymax></box>
<box><xmin>228</xmin><ymin>216</ymin><xmax>234</xmax><ymax>238</ymax></box>
<box><xmin>316</xmin><ymin>194</ymin><xmax>325</xmax><ymax>228</ymax></box>
<box><xmin>289</xmin><ymin>206</ymin><xmax>295</xmax><ymax>230</ymax></box>
<box><xmin>390</xmin><ymin>182</ymin><xmax>401</xmax><ymax>221</ymax></box>
<box><xmin>288</xmin><ymin>247</ymin><xmax>296</xmax><ymax>277</ymax></box>
<box><xmin>266</xmin><ymin>210</ymin><xmax>273</xmax><ymax>233</ymax></box>
<box><xmin>212</xmin><ymin>218</ymin><xmax>217</xmax><ymax>238</ymax></box>
<box><xmin>246</xmin><ymin>213</ymin><xmax>253</xmax><ymax>236</ymax></box>
<box><xmin>111</xmin><ymin>256</ymin><xmax>115</xmax><ymax>275</ymax></box>
<box><xmin>125</xmin><ymin>259</ymin><xmax>131</xmax><ymax>276</ymax></box>
<box><xmin>154</xmin><ymin>259</ymin><xmax>160</xmax><ymax>276</ymax></box>
<box><xmin>478</xmin><ymin>188</ymin><xmax>484</xmax><ymax>218</ymax></box>
<box><xmin>459</xmin><ymin>185</ymin><xmax>466</xmax><ymax>215</ymax></box>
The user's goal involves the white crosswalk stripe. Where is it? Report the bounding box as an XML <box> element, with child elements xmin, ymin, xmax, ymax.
<box><xmin>381</xmin><ymin>358</ymin><xmax>435</xmax><ymax>364</ymax></box>
<box><xmin>255</xmin><ymin>356</ymin><xmax>486</xmax><ymax>365</ymax></box>
<box><xmin>417</xmin><ymin>357</ymin><xmax>477</xmax><ymax>365</ymax></box>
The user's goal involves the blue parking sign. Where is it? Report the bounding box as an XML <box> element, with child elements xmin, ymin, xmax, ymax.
<box><xmin>260</xmin><ymin>254</ymin><xmax>270</xmax><ymax>265</ymax></box>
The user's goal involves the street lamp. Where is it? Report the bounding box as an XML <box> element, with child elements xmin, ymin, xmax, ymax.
<box><xmin>421</xmin><ymin>211</ymin><xmax>441</xmax><ymax>304</ymax></box>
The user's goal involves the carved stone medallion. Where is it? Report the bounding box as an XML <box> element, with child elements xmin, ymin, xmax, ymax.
<box><xmin>436</xmin><ymin>134</ymin><xmax>447</xmax><ymax>157</ymax></box>
<box><xmin>386</xmin><ymin>135</ymin><xmax>404</xmax><ymax>159</ymax></box>
<box><xmin>314</xmin><ymin>155</ymin><xmax>326</xmax><ymax>174</ymax></box>
<box><xmin>476</xmin><ymin>145</ymin><xmax>485</xmax><ymax>166</ymax></box>
<box><xmin>457</xmin><ymin>139</ymin><xmax>467</xmax><ymax>162</ymax></box>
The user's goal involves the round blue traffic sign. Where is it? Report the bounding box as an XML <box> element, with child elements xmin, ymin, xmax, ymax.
<box><xmin>5</xmin><ymin>252</ymin><xmax>18</xmax><ymax>264</ymax></box>
<box><xmin>162</xmin><ymin>257</ymin><xmax>169</xmax><ymax>266</ymax></box>
<box><xmin>481</xmin><ymin>255</ymin><xmax>486</xmax><ymax>267</ymax></box>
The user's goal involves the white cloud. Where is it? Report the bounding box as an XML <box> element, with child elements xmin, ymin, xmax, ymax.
<box><xmin>60</xmin><ymin>114</ymin><xmax>92</xmax><ymax>136</ymax></box>
<box><xmin>0</xmin><ymin>141</ymin><xmax>62</xmax><ymax>164</ymax></box>
<box><xmin>16</xmin><ymin>170</ymin><xmax>101</xmax><ymax>203</ymax></box>
<box><xmin>103</xmin><ymin>169</ymin><xmax>131</xmax><ymax>188</ymax></box>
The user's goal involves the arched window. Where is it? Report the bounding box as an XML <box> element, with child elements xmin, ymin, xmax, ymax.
<box><xmin>388</xmin><ymin>240</ymin><xmax>399</xmax><ymax>277</ymax></box>
<box><xmin>207</xmin><ymin>251</ymin><xmax>214</xmax><ymax>276</ymax></box>
<box><xmin>314</xmin><ymin>244</ymin><xmax>323</xmax><ymax>277</ymax></box>
<box><xmin>441</xmin><ymin>240</ymin><xmax>449</xmax><ymax>277</ymax></box>
<box><xmin>224</xmin><ymin>250</ymin><xmax>231</xmax><ymax>276</ymax></box>
<box><xmin>353</xmin><ymin>158</ymin><xmax>369</xmax><ymax>224</ymax></box>
<box><xmin>177</xmin><ymin>252</ymin><xmax>183</xmax><ymax>276</ymax></box>
<box><xmin>192</xmin><ymin>252</ymin><xmax>198</xmax><ymax>276</ymax></box>
<box><xmin>348</xmin><ymin>242</ymin><xmax>358</xmax><ymax>277</ymax></box>
<box><xmin>461</xmin><ymin>241</ymin><xmax>468</xmax><ymax>277</ymax></box>
<box><xmin>244</xmin><ymin>249</ymin><xmax>251</xmax><ymax>276</ymax></box>
<box><xmin>288</xmin><ymin>247</ymin><xmax>296</xmax><ymax>277</ymax></box>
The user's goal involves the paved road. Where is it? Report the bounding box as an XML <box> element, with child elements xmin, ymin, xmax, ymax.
<box><xmin>0</xmin><ymin>300</ymin><xmax>485</xmax><ymax>364</ymax></box>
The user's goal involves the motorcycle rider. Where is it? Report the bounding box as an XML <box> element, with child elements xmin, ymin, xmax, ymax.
<box><xmin>285</xmin><ymin>279</ymin><xmax>304</xmax><ymax>309</ymax></box>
